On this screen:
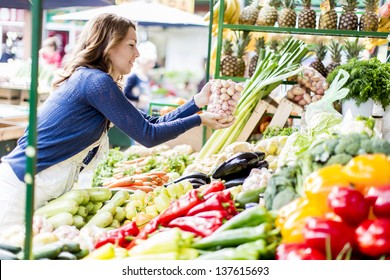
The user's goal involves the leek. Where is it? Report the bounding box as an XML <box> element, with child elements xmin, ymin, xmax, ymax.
<box><xmin>197</xmin><ymin>38</ymin><xmax>309</xmax><ymax>160</ymax></box>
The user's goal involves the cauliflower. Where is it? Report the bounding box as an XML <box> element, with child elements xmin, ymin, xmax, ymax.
<box><xmin>224</xmin><ymin>142</ymin><xmax>254</xmax><ymax>158</ymax></box>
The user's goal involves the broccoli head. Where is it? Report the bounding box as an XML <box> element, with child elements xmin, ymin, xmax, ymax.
<box><xmin>325</xmin><ymin>153</ymin><xmax>353</xmax><ymax>166</ymax></box>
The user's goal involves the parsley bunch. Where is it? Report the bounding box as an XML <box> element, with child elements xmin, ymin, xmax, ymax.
<box><xmin>327</xmin><ymin>58</ymin><xmax>390</xmax><ymax>110</ymax></box>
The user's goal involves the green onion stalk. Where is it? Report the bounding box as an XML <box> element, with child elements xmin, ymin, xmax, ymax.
<box><xmin>197</xmin><ymin>38</ymin><xmax>309</xmax><ymax>160</ymax></box>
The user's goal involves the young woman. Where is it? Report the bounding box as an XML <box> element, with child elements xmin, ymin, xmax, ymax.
<box><xmin>0</xmin><ymin>13</ymin><xmax>234</xmax><ymax>230</ymax></box>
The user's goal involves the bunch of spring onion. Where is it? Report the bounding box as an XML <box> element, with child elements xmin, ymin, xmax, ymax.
<box><xmin>197</xmin><ymin>38</ymin><xmax>309</xmax><ymax>160</ymax></box>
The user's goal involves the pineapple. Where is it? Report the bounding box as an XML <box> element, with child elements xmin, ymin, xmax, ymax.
<box><xmin>359</xmin><ymin>0</ymin><xmax>379</xmax><ymax>31</ymax></box>
<box><xmin>256</xmin><ymin>0</ymin><xmax>282</xmax><ymax>26</ymax></box>
<box><xmin>239</xmin><ymin>0</ymin><xmax>261</xmax><ymax>25</ymax></box>
<box><xmin>310</xmin><ymin>42</ymin><xmax>328</xmax><ymax>77</ymax></box>
<box><xmin>298</xmin><ymin>0</ymin><xmax>316</xmax><ymax>29</ymax></box>
<box><xmin>318</xmin><ymin>0</ymin><xmax>338</xmax><ymax>30</ymax></box>
<box><xmin>221</xmin><ymin>39</ymin><xmax>237</xmax><ymax>77</ymax></box>
<box><xmin>278</xmin><ymin>0</ymin><xmax>297</xmax><ymax>28</ymax></box>
<box><xmin>326</xmin><ymin>41</ymin><xmax>343</xmax><ymax>74</ymax></box>
<box><xmin>248</xmin><ymin>37</ymin><xmax>265</xmax><ymax>77</ymax></box>
<box><xmin>344</xmin><ymin>38</ymin><xmax>365</xmax><ymax>62</ymax></box>
<box><xmin>338</xmin><ymin>0</ymin><xmax>358</xmax><ymax>30</ymax></box>
<box><xmin>233</xmin><ymin>32</ymin><xmax>251</xmax><ymax>77</ymax></box>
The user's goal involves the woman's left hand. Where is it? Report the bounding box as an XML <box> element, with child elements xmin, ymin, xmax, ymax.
<box><xmin>194</xmin><ymin>82</ymin><xmax>211</xmax><ymax>109</ymax></box>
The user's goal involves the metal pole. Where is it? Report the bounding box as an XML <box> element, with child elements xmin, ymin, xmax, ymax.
<box><xmin>24</xmin><ymin>0</ymin><xmax>42</xmax><ymax>260</ymax></box>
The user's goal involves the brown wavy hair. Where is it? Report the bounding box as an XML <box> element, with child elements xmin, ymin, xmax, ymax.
<box><xmin>53</xmin><ymin>13</ymin><xmax>136</xmax><ymax>89</ymax></box>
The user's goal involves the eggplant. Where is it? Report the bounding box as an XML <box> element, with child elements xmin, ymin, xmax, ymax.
<box><xmin>187</xmin><ymin>178</ymin><xmax>207</xmax><ymax>186</ymax></box>
<box><xmin>173</xmin><ymin>172</ymin><xmax>210</xmax><ymax>184</ymax></box>
<box><xmin>224</xmin><ymin>177</ymin><xmax>246</xmax><ymax>188</ymax></box>
<box><xmin>255</xmin><ymin>160</ymin><xmax>269</xmax><ymax>169</ymax></box>
<box><xmin>212</xmin><ymin>152</ymin><xmax>262</xmax><ymax>180</ymax></box>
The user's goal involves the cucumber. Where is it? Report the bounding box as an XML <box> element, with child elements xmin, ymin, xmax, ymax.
<box><xmin>0</xmin><ymin>243</ymin><xmax>22</xmax><ymax>254</ymax></box>
<box><xmin>87</xmin><ymin>188</ymin><xmax>112</xmax><ymax>202</ymax></box>
<box><xmin>235</xmin><ymin>188</ymin><xmax>264</xmax><ymax>208</ymax></box>
<box><xmin>32</xmin><ymin>242</ymin><xmax>64</xmax><ymax>260</ymax></box>
<box><xmin>56</xmin><ymin>251</ymin><xmax>77</xmax><ymax>260</ymax></box>
<box><xmin>0</xmin><ymin>248</ymin><xmax>19</xmax><ymax>260</ymax></box>
<box><xmin>35</xmin><ymin>199</ymin><xmax>79</xmax><ymax>217</ymax></box>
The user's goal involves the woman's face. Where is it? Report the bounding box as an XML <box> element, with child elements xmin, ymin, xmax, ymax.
<box><xmin>108</xmin><ymin>27</ymin><xmax>139</xmax><ymax>79</ymax></box>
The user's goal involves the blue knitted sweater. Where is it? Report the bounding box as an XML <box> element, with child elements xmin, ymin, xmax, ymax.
<box><xmin>3</xmin><ymin>67</ymin><xmax>201</xmax><ymax>182</ymax></box>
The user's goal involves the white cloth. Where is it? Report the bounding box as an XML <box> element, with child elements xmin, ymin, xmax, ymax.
<box><xmin>0</xmin><ymin>133</ymin><xmax>108</xmax><ymax>232</ymax></box>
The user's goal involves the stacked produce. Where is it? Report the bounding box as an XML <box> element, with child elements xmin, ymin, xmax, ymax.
<box><xmin>286</xmin><ymin>67</ymin><xmax>328</xmax><ymax>106</ymax></box>
<box><xmin>207</xmin><ymin>79</ymin><xmax>244</xmax><ymax>124</ymax></box>
<box><xmin>276</xmin><ymin>154</ymin><xmax>390</xmax><ymax>259</ymax></box>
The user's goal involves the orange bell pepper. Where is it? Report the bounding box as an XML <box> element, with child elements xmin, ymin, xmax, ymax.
<box><xmin>304</xmin><ymin>164</ymin><xmax>350</xmax><ymax>212</ymax></box>
<box><xmin>342</xmin><ymin>154</ymin><xmax>390</xmax><ymax>193</ymax></box>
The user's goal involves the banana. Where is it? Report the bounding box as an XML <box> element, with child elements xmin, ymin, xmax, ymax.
<box><xmin>223</xmin><ymin>0</ymin><xmax>233</xmax><ymax>23</ymax></box>
<box><xmin>229</xmin><ymin>0</ymin><xmax>241</xmax><ymax>24</ymax></box>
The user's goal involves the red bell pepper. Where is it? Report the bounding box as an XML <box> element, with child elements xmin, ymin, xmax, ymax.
<box><xmin>303</xmin><ymin>217</ymin><xmax>356</xmax><ymax>259</ymax></box>
<box><xmin>365</xmin><ymin>185</ymin><xmax>390</xmax><ymax>218</ymax></box>
<box><xmin>355</xmin><ymin>218</ymin><xmax>390</xmax><ymax>257</ymax></box>
<box><xmin>94</xmin><ymin>221</ymin><xmax>139</xmax><ymax>249</ymax></box>
<box><xmin>276</xmin><ymin>243</ymin><xmax>326</xmax><ymax>260</ymax></box>
<box><xmin>168</xmin><ymin>216</ymin><xmax>223</xmax><ymax>237</ymax></box>
<box><xmin>201</xmin><ymin>180</ymin><xmax>225</xmax><ymax>196</ymax></box>
<box><xmin>186</xmin><ymin>191</ymin><xmax>236</xmax><ymax>216</ymax></box>
<box><xmin>328</xmin><ymin>187</ymin><xmax>370</xmax><ymax>226</ymax></box>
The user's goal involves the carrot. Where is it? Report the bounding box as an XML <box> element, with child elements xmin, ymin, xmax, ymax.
<box><xmin>123</xmin><ymin>157</ymin><xmax>146</xmax><ymax>164</ymax></box>
<box><xmin>106</xmin><ymin>176</ymin><xmax>137</xmax><ymax>188</ymax></box>
<box><xmin>145</xmin><ymin>171</ymin><xmax>166</xmax><ymax>178</ymax></box>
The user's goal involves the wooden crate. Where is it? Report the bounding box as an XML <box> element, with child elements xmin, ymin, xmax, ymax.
<box><xmin>0</xmin><ymin>121</ymin><xmax>25</xmax><ymax>141</ymax></box>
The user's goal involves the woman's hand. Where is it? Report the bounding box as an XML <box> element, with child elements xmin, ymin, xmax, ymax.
<box><xmin>193</xmin><ymin>82</ymin><xmax>211</xmax><ymax>109</ymax></box>
<box><xmin>199</xmin><ymin>112</ymin><xmax>235</xmax><ymax>130</ymax></box>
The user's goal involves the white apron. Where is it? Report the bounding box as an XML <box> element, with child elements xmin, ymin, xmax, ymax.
<box><xmin>0</xmin><ymin>133</ymin><xmax>109</xmax><ymax>232</ymax></box>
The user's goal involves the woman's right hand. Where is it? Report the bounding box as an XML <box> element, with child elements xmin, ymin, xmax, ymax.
<box><xmin>199</xmin><ymin>112</ymin><xmax>235</xmax><ymax>130</ymax></box>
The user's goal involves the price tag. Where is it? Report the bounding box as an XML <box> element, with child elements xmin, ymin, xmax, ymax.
<box><xmin>320</xmin><ymin>0</ymin><xmax>331</xmax><ymax>15</ymax></box>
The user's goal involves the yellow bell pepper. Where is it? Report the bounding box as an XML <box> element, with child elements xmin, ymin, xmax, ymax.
<box><xmin>304</xmin><ymin>164</ymin><xmax>350</xmax><ymax>212</ymax></box>
<box><xmin>342</xmin><ymin>154</ymin><xmax>390</xmax><ymax>193</ymax></box>
<box><xmin>280</xmin><ymin>200</ymin><xmax>324</xmax><ymax>244</ymax></box>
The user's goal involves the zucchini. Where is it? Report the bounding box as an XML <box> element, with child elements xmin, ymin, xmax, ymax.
<box><xmin>55</xmin><ymin>190</ymin><xmax>88</xmax><ymax>205</ymax></box>
<box><xmin>87</xmin><ymin>188</ymin><xmax>112</xmax><ymax>202</ymax></box>
<box><xmin>85</xmin><ymin>201</ymin><xmax>94</xmax><ymax>213</ymax></box>
<box><xmin>0</xmin><ymin>248</ymin><xmax>19</xmax><ymax>260</ymax></box>
<box><xmin>99</xmin><ymin>202</ymin><xmax>117</xmax><ymax>215</ymax></box>
<box><xmin>91</xmin><ymin>202</ymin><xmax>103</xmax><ymax>214</ymax></box>
<box><xmin>114</xmin><ymin>207</ymin><xmax>126</xmax><ymax>222</ymax></box>
<box><xmin>86</xmin><ymin>211</ymin><xmax>113</xmax><ymax>228</ymax></box>
<box><xmin>32</xmin><ymin>242</ymin><xmax>64</xmax><ymax>260</ymax></box>
<box><xmin>46</xmin><ymin>212</ymin><xmax>74</xmax><ymax>228</ymax></box>
<box><xmin>72</xmin><ymin>215</ymin><xmax>86</xmax><ymax>229</ymax></box>
<box><xmin>0</xmin><ymin>243</ymin><xmax>22</xmax><ymax>254</ymax></box>
<box><xmin>56</xmin><ymin>251</ymin><xmax>77</xmax><ymax>260</ymax></box>
<box><xmin>108</xmin><ymin>190</ymin><xmax>130</xmax><ymax>207</ymax></box>
<box><xmin>35</xmin><ymin>199</ymin><xmax>79</xmax><ymax>217</ymax></box>
<box><xmin>77</xmin><ymin>205</ymin><xmax>88</xmax><ymax>218</ymax></box>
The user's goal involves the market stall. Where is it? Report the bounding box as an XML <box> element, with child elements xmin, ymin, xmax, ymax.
<box><xmin>1</xmin><ymin>0</ymin><xmax>390</xmax><ymax>263</ymax></box>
